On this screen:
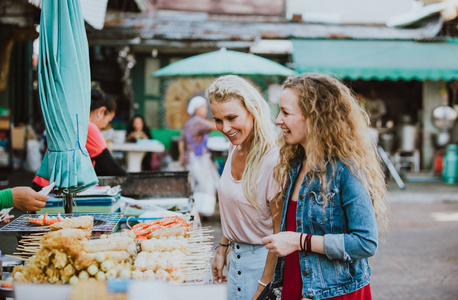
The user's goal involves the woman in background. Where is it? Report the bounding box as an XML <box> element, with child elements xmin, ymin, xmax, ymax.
<box><xmin>126</xmin><ymin>115</ymin><xmax>152</xmax><ymax>142</ymax></box>
<box><xmin>126</xmin><ymin>114</ymin><xmax>154</xmax><ymax>171</ymax></box>
<box><xmin>208</xmin><ymin>75</ymin><xmax>281</xmax><ymax>300</ymax></box>
<box><xmin>87</xmin><ymin>87</ymin><xmax>127</xmax><ymax>176</ymax></box>
<box><xmin>179</xmin><ymin>96</ymin><xmax>219</xmax><ymax>216</ymax></box>
<box><xmin>178</xmin><ymin>96</ymin><xmax>216</xmax><ymax>167</ymax></box>
<box><xmin>32</xmin><ymin>87</ymin><xmax>126</xmax><ymax>190</ymax></box>
<box><xmin>263</xmin><ymin>73</ymin><xmax>388</xmax><ymax>300</ymax></box>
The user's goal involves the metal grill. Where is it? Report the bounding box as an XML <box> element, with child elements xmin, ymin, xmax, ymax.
<box><xmin>0</xmin><ymin>213</ymin><xmax>123</xmax><ymax>232</ymax></box>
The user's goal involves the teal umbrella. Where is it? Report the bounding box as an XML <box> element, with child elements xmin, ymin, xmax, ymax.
<box><xmin>153</xmin><ymin>48</ymin><xmax>297</xmax><ymax>77</ymax></box>
<box><xmin>35</xmin><ymin>0</ymin><xmax>97</xmax><ymax>192</ymax></box>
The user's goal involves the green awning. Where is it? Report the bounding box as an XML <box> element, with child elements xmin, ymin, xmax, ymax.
<box><xmin>292</xmin><ymin>39</ymin><xmax>458</xmax><ymax>81</ymax></box>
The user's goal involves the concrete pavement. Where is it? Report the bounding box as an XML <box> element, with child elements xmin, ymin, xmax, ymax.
<box><xmin>204</xmin><ymin>177</ymin><xmax>458</xmax><ymax>300</ymax></box>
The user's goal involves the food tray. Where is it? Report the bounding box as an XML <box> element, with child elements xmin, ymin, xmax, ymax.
<box><xmin>0</xmin><ymin>213</ymin><xmax>123</xmax><ymax>232</ymax></box>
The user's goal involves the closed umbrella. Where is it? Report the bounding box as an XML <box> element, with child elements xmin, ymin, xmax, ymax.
<box><xmin>153</xmin><ymin>48</ymin><xmax>297</xmax><ymax>77</ymax></box>
<box><xmin>35</xmin><ymin>0</ymin><xmax>97</xmax><ymax>193</ymax></box>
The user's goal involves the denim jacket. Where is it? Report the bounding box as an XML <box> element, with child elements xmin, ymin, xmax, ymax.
<box><xmin>272</xmin><ymin>157</ymin><xmax>378</xmax><ymax>299</ymax></box>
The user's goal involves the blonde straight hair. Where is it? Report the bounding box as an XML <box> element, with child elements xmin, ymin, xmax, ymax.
<box><xmin>206</xmin><ymin>75</ymin><xmax>277</xmax><ymax>209</ymax></box>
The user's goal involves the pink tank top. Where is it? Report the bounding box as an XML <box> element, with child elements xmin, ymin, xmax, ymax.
<box><xmin>217</xmin><ymin>146</ymin><xmax>279</xmax><ymax>244</ymax></box>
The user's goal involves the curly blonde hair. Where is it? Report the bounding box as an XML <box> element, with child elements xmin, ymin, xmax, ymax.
<box><xmin>206</xmin><ymin>75</ymin><xmax>277</xmax><ymax>210</ymax></box>
<box><xmin>273</xmin><ymin>73</ymin><xmax>388</xmax><ymax>232</ymax></box>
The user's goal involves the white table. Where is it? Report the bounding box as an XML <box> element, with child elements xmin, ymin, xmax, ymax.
<box><xmin>110</xmin><ymin>141</ymin><xmax>165</xmax><ymax>173</ymax></box>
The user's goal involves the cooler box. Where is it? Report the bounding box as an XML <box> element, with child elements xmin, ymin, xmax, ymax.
<box><xmin>37</xmin><ymin>186</ymin><xmax>122</xmax><ymax>214</ymax></box>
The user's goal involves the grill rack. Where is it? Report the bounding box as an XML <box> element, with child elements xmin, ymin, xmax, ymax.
<box><xmin>0</xmin><ymin>213</ymin><xmax>123</xmax><ymax>232</ymax></box>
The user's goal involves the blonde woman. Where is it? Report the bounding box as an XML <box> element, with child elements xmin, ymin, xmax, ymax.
<box><xmin>262</xmin><ymin>73</ymin><xmax>388</xmax><ymax>300</ymax></box>
<box><xmin>207</xmin><ymin>75</ymin><xmax>281</xmax><ymax>300</ymax></box>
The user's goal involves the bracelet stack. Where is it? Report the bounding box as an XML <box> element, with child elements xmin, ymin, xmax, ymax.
<box><xmin>299</xmin><ymin>233</ymin><xmax>312</xmax><ymax>255</ymax></box>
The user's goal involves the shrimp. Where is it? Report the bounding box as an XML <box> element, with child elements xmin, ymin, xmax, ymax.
<box><xmin>29</xmin><ymin>213</ymin><xmax>65</xmax><ymax>226</ymax></box>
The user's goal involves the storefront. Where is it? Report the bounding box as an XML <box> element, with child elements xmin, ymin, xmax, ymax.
<box><xmin>291</xmin><ymin>38</ymin><xmax>458</xmax><ymax>170</ymax></box>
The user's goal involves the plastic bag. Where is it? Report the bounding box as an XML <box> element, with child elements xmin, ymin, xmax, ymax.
<box><xmin>26</xmin><ymin>139</ymin><xmax>42</xmax><ymax>172</ymax></box>
<box><xmin>188</xmin><ymin>152</ymin><xmax>219</xmax><ymax>216</ymax></box>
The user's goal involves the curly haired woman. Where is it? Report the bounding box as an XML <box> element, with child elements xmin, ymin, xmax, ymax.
<box><xmin>263</xmin><ymin>73</ymin><xmax>388</xmax><ymax>300</ymax></box>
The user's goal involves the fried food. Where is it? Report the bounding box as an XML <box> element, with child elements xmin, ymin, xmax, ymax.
<box><xmin>100</xmin><ymin>230</ymin><xmax>136</xmax><ymax>241</ymax></box>
<box><xmin>84</xmin><ymin>237</ymin><xmax>134</xmax><ymax>253</ymax></box>
<box><xmin>50</xmin><ymin>216</ymin><xmax>93</xmax><ymax>231</ymax></box>
<box><xmin>41</xmin><ymin>232</ymin><xmax>85</xmax><ymax>257</ymax></box>
<box><xmin>86</xmin><ymin>251</ymin><xmax>131</xmax><ymax>263</ymax></box>
<box><xmin>141</xmin><ymin>237</ymin><xmax>188</xmax><ymax>253</ymax></box>
<box><xmin>45</xmin><ymin>228</ymin><xmax>91</xmax><ymax>240</ymax></box>
<box><xmin>147</xmin><ymin>226</ymin><xmax>189</xmax><ymax>239</ymax></box>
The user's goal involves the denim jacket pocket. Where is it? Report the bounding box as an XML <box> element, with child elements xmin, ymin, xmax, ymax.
<box><xmin>317</xmin><ymin>258</ymin><xmax>353</xmax><ymax>288</ymax></box>
<box><xmin>309</xmin><ymin>191</ymin><xmax>336</xmax><ymax>233</ymax></box>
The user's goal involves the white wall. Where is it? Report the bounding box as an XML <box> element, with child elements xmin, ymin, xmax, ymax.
<box><xmin>286</xmin><ymin>0</ymin><xmax>416</xmax><ymax>24</ymax></box>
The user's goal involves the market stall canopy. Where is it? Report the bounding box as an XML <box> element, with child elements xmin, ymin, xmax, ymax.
<box><xmin>153</xmin><ymin>48</ymin><xmax>297</xmax><ymax>77</ymax></box>
<box><xmin>291</xmin><ymin>39</ymin><xmax>458</xmax><ymax>81</ymax></box>
<box><xmin>36</xmin><ymin>0</ymin><xmax>97</xmax><ymax>192</ymax></box>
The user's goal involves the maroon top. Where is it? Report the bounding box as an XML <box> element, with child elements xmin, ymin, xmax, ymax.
<box><xmin>281</xmin><ymin>199</ymin><xmax>372</xmax><ymax>300</ymax></box>
<box><xmin>282</xmin><ymin>199</ymin><xmax>302</xmax><ymax>300</ymax></box>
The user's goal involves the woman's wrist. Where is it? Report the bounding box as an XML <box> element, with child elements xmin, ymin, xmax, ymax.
<box><xmin>215</xmin><ymin>241</ymin><xmax>230</xmax><ymax>251</ymax></box>
<box><xmin>258</xmin><ymin>279</ymin><xmax>268</xmax><ymax>287</ymax></box>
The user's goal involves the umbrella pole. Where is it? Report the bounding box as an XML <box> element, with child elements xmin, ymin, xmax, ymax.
<box><xmin>63</xmin><ymin>189</ymin><xmax>73</xmax><ymax>214</ymax></box>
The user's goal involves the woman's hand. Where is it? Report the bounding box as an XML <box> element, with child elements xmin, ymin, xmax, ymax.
<box><xmin>262</xmin><ymin>231</ymin><xmax>301</xmax><ymax>257</ymax></box>
<box><xmin>212</xmin><ymin>246</ymin><xmax>228</xmax><ymax>283</ymax></box>
<box><xmin>138</xmin><ymin>132</ymin><xmax>148</xmax><ymax>140</ymax></box>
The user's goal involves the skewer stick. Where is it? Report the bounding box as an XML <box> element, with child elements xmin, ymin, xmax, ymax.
<box><xmin>15</xmin><ymin>248</ymin><xmax>37</xmax><ymax>253</ymax></box>
<box><xmin>6</xmin><ymin>254</ymin><xmax>29</xmax><ymax>261</ymax></box>
<box><xmin>20</xmin><ymin>240</ymin><xmax>41</xmax><ymax>244</ymax></box>
<box><xmin>30</xmin><ymin>232</ymin><xmax>47</xmax><ymax>236</ymax></box>
<box><xmin>17</xmin><ymin>245</ymin><xmax>39</xmax><ymax>251</ymax></box>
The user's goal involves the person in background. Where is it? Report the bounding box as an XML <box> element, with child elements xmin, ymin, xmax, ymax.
<box><xmin>126</xmin><ymin>114</ymin><xmax>154</xmax><ymax>171</ymax></box>
<box><xmin>126</xmin><ymin>115</ymin><xmax>152</xmax><ymax>142</ymax></box>
<box><xmin>263</xmin><ymin>73</ymin><xmax>388</xmax><ymax>300</ymax></box>
<box><xmin>178</xmin><ymin>96</ymin><xmax>216</xmax><ymax>167</ymax></box>
<box><xmin>178</xmin><ymin>96</ymin><xmax>219</xmax><ymax>216</ymax></box>
<box><xmin>208</xmin><ymin>75</ymin><xmax>281</xmax><ymax>300</ymax></box>
<box><xmin>0</xmin><ymin>187</ymin><xmax>49</xmax><ymax>223</ymax></box>
<box><xmin>366</xmin><ymin>88</ymin><xmax>387</xmax><ymax>127</ymax></box>
<box><xmin>86</xmin><ymin>87</ymin><xmax>127</xmax><ymax>176</ymax></box>
<box><xmin>32</xmin><ymin>86</ymin><xmax>127</xmax><ymax>190</ymax></box>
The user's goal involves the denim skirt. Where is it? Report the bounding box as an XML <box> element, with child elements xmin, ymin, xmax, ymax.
<box><xmin>227</xmin><ymin>241</ymin><xmax>268</xmax><ymax>300</ymax></box>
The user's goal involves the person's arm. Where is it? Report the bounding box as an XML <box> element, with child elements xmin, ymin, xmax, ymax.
<box><xmin>1</xmin><ymin>187</ymin><xmax>49</xmax><ymax>212</ymax></box>
<box><xmin>262</xmin><ymin>231</ymin><xmax>325</xmax><ymax>257</ymax></box>
<box><xmin>126</xmin><ymin>131</ymin><xmax>137</xmax><ymax>142</ymax></box>
<box><xmin>178</xmin><ymin>131</ymin><xmax>186</xmax><ymax>166</ymax></box>
<box><xmin>263</xmin><ymin>167</ymin><xmax>377</xmax><ymax>261</ymax></box>
<box><xmin>212</xmin><ymin>236</ymin><xmax>230</xmax><ymax>283</ymax></box>
<box><xmin>202</xmin><ymin>118</ymin><xmax>217</xmax><ymax>132</ymax></box>
<box><xmin>323</xmin><ymin>167</ymin><xmax>378</xmax><ymax>262</ymax></box>
<box><xmin>93</xmin><ymin>148</ymin><xmax>128</xmax><ymax>176</ymax></box>
<box><xmin>0</xmin><ymin>188</ymin><xmax>13</xmax><ymax>210</ymax></box>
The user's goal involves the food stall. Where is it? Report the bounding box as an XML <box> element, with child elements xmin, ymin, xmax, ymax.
<box><xmin>0</xmin><ymin>0</ymin><xmax>222</xmax><ymax>298</ymax></box>
<box><xmin>0</xmin><ymin>171</ymin><xmax>219</xmax><ymax>299</ymax></box>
